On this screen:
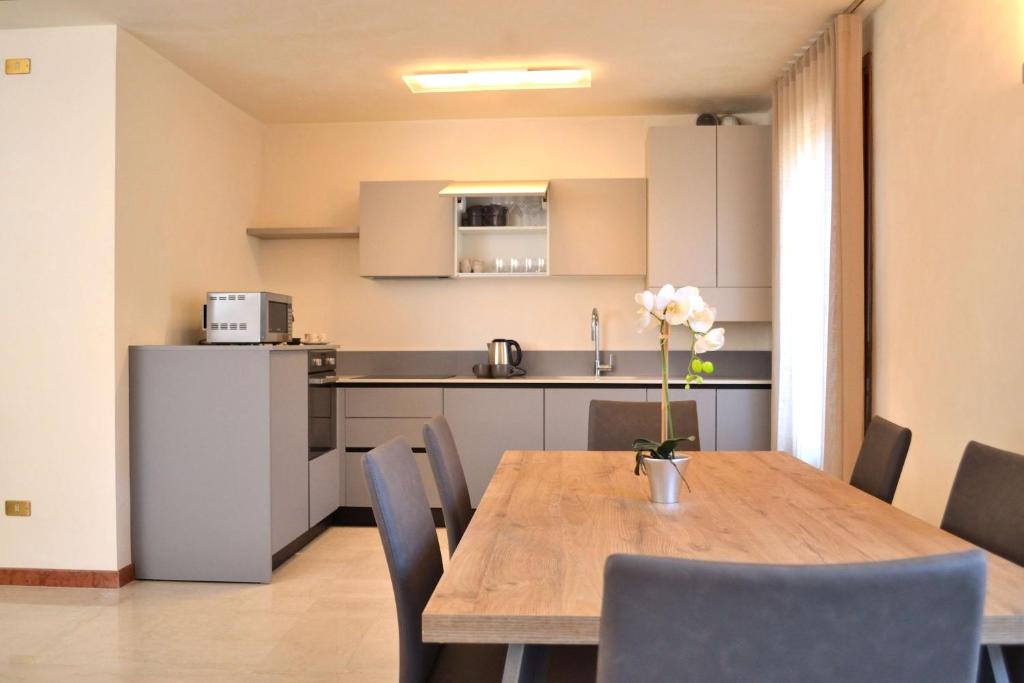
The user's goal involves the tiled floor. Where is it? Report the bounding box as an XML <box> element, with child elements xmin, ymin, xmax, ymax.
<box><xmin>0</xmin><ymin>527</ymin><xmax>425</xmax><ymax>682</ymax></box>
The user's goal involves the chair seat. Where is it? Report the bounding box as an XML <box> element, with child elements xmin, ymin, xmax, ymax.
<box><xmin>428</xmin><ymin>643</ymin><xmax>507</xmax><ymax>682</ymax></box>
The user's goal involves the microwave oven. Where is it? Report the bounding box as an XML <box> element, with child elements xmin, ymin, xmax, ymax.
<box><xmin>203</xmin><ymin>292</ymin><xmax>293</xmax><ymax>344</ymax></box>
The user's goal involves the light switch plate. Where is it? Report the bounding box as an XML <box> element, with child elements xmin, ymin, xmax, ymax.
<box><xmin>5</xmin><ymin>500</ymin><xmax>31</xmax><ymax>516</ymax></box>
<box><xmin>5</xmin><ymin>58</ymin><xmax>31</xmax><ymax>75</ymax></box>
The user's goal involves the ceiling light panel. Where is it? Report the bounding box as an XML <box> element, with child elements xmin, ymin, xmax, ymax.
<box><xmin>403</xmin><ymin>68</ymin><xmax>591</xmax><ymax>93</ymax></box>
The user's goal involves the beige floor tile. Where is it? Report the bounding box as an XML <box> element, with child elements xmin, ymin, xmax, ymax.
<box><xmin>0</xmin><ymin>527</ymin><xmax>417</xmax><ymax>682</ymax></box>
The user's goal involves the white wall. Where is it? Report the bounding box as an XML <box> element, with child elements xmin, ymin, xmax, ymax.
<box><xmin>868</xmin><ymin>0</ymin><xmax>1024</xmax><ymax>522</ymax></box>
<box><xmin>114</xmin><ymin>30</ymin><xmax>265</xmax><ymax>565</ymax></box>
<box><xmin>256</xmin><ymin>115</ymin><xmax>772</xmax><ymax>352</ymax></box>
<box><xmin>0</xmin><ymin>26</ymin><xmax>119</xmax><ymax>570</ymax></box>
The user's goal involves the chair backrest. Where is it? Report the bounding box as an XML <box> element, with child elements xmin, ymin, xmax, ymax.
<box><xmin>588</xmin><ymin>400</ymin><xmax>700</xmax><ymax>451</ymax></box>
<box><xmin>941</xmin><ymin>440</ymin><xmax>1024</xmax><ymax>567</ymax></box>
<box><xmin>363</xmin><ymin>437</ymin><xmax>443</xmax><ymax>683</ymax></box>
<box><xmin>423</xmin><ymin>415</ymin><xmax>474</xmax><ymax>557</ymax></box>
<box><xmin>597</xmin><ymin>551</ymin><xmax>986</xmax><ymax>683</ymax></box>
<box><xmin>849</xmin><ymin>415</ymin><xmax>912</xmax><ymax>503</ymax></box>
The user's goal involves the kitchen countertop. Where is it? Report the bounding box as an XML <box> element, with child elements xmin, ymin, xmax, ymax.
<box><xmin>333</xmin><ymin>375</ymin><xmax>770</xmax><ymax>387</ymax></box>
<box><xmin>131</xmin><ymin>344</ymin><xmax>339</xmax><ymax>351</ymax></box>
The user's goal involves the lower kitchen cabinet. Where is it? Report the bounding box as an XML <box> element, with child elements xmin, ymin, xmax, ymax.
<box><xmin>443</xmin><ymin>388</ymin><xmax>544</xmax><ymax>506</ymax></box>
<box><xmin>716</xmin><ymin>388</ymin><xmax>771</xmax><ymax>451</ymax></box>
<box><xmin>646</xmin><ymin>387</ymin><xmax>717</xmax><ymax>451</ymax></box>
<box><xmin>344</xmin><ymin>416</ymin><xmax>441</xmax><ymax>508</ymax></box>
<box><xmin>309</xmin><ymin>450</ymin><xmax>341</xmax><ymax>526</ymax></box>
<box><xmin>544</xmin><ymin>388</ymin><xmax>647</xmax><ymax>451</ymax></box>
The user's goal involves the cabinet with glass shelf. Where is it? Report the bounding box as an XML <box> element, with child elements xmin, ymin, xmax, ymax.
<box><xmin>440</xmin><ymin>181</ymin><xmax>550</xmax><ymax>278</ymax></box>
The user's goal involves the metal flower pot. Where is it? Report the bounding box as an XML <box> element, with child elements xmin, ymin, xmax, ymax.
<box><xmin>643</xmin><ymin>455</ymin><xmax>690</xmax><ymax>504</ymax></box>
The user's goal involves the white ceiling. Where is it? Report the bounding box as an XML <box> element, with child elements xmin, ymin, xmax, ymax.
<box><xmin>0</xmin><ymin>0</ymin><xmax>851</xmax><ymax>123</ymax></box>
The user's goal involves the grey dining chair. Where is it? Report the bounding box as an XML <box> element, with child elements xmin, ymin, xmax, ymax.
<box><xmin>849</xmin><ymin>415</ymin><xmax>912</xmax><ymax>503</ymax></box>
<box><xmin>423</xmin><ymin>416</ymin><xmax>473</xmax><ymax>558</ymax></box>
<box><xmin>941</xmin><ymin>440</ymin><xmax>1024</xmax><ymax>683</ymax></box>
<box><xmin>363</xmin><ymin>437</ymin><xmax>506</xmax><ymax>683</ymax></box>
<box><xmin>596</xmin><ymin>551</ymin><xmax>987</xmax><ymax>683</ymax></box>
<box><xmin>588</xmin><ymin>400</ymin><xmax>700</xmax><ymax>451</ymax></box>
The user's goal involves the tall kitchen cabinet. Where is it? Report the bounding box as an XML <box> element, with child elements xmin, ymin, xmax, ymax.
<box><xmin>646</xmin><ymin>125</ymin><xmax>771</xmax><ymax>319</ymax></box>
<box><xmin>130</xmin><ymin>346</ymin><xmax>313</xmax><ymax>584</ymax></box>
<box><xmin>359</xmin><ymin>180</ymin><xmax>453</xmax><ymax>277</ymax></box>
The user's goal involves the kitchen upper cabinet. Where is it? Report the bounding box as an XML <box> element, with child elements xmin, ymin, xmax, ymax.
<box><xmin>646</xmin><ymin>387</ymin><xmax>717</xmax><ymax>451</ymax></box>
<box><xmin>716</xmin><ymin>388</ymin><xmax>771</xmax><ymax>451</ymax></box>
<box><xmin>549</xmin><ymin>178</ymin><xmax>647</xmax><ymax>276</ymax></box>
<box><xmin>544</xmin><ymin>388</ymin><xmax>647</xmax><ymax>451</ymax></box>
<box><xmin>717</xmin><ymin>126</ymin><xmax>771</xmax><ymax>287</ymax></box>
<box><xmin>646</xmin><ymin>125</ymin><xmax>771</xmax><ymax>320</ymax></box>
<box><xmin>443</xmin><ymin>388</ymin><xmax>544</xmax><ymax>506</ymax></box>
<box><xmin>359</xmin><ymin>180</ymin><xmax>453</xmax><ymax>277</ymax></box>
<box><xmin>646</xmin><ymin>126</ymin><xmax>718</xmax><ymax>289</ymax></box>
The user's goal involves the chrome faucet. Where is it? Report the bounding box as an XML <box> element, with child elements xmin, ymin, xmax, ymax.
<box><xmin>591</xmin><ymin>308</ymin><xmax>614</xmax><ymax>377</ymax></box>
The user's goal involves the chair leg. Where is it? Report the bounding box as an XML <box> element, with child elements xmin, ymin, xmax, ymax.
<box><xmin>988</xmin><ymin>645</ymin><xmax>1011</xmax><ymax>683</ymax></box>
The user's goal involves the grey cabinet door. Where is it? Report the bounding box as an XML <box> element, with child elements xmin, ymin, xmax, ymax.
<box><xmin>544</xmin><ymin>388</ymin><xmax>646</xmax><ymax>451</ymax></box>
<box><xmin>443</xmin><ymin>388</ymin><xmax>544</xmax><ymax>506</ymax></box>
<box><xmin>549</xmin><ymin>178</ymin><xmax>647</xmax><ymax>276</ymax></box>
<box><xmin>716</xmin><ymin>388</ymin><xmax>771</xmax><ymax>451</ymax></box>
<box><xmin>344</xmin><ymin>417</ymin><xmax>441</xmax><ymax>508</ymax></box>
<box><xmin>646</xmin><ymin>387</ymin><xmax>717</xmax><ymax>451</ymax></box>
<box><xmin>309</xmin><ymin>450</ymin><xmax>341</xmax><ymax>526</ymax></box>
<box><xmin>359</xmin><ymin>180</ymin><xmax>453</xmax><ymax>277</ymax></box>
<box><xmin>269</xmin><ymin>352</ymin><xmax>310</xmax><ymax>554</ymax></box>
<box><xmin>646</xmin><ymin>126</ymin><xmax>717</xmax><ymax>289</ymax></box>
<box><xmin>717</xmin><ymin>126</ymin><xmax>771</xmax><ymax>287</ymax></box>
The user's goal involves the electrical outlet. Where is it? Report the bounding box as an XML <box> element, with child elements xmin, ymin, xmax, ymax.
<box><xmin>4</xmin><ymin>58</ymin><xmax>31</xmax><ymax>75</ymax></box>
<box><xmin>5</xmin><ymin>500</ymin><xmax>31</xmax><ymax>516</ymax></box>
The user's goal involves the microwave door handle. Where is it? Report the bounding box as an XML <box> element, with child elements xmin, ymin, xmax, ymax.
<box><xmin>202</xmin><ymin>304</ymin><xmax>207</xmax><ymax>331</ymax></box>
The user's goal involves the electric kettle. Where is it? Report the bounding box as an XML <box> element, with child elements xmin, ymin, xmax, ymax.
<box><xmin>486</xmin><ymin>339</ymin><xmax>524</xmax><ymax>378</ymax></box>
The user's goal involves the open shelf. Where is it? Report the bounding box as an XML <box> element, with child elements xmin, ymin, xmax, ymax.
<box><xmin>246</xmin><ymin>227</ymin><xmax>358</xmax><ymax>240</ymax></box>
<box><xmin>454</xmin><ymin>271</ymin><xmax>548</xmax><ymax>278</ymax></box>
<box><xmin>457</xmin><ymin>225</ymin><xmax>547</xmax><ymax>234</ymax></box>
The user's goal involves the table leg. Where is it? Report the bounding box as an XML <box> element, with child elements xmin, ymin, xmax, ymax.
<box><xmin>502</xmin><ymin>644</ymin><xmax>550</xmax><ymax>683</ymax></box>
<box><xmin>987</xmin><ymin>645</ymin><xmax>1011</xmax><ymax>683</ymax></box>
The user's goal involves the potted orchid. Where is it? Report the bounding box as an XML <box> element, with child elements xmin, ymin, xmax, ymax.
<box><xmin>632</xmin><ymin>284</ymin><xmax>724</xmax><ymax>503</ymax></box>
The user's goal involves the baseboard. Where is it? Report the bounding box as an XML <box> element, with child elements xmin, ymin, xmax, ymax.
<box><xmin>271</xmin><ymin>521</ymin><xmax>328</xmax><ymax>570</ymax></box>
<box><xmin>0</xmin><ymin>563</ymin><xmax>135</xmax><ymax>589</ymax></box>
<box><xmin>332</xmin><ymin>506</ymin><xmax>445</xmax><ymax>527</ymax></box>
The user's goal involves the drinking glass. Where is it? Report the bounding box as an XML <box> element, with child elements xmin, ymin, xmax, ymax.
<box><xmin>509</xmin><ymin>257</ymin><xmax>521</xmax><ymax>273</ymax></box>
<box><xmin>524</xmin><ymin>257</ymin><xmax>535</xmax><ymax>273</ymax></box>
<box><xmin>536</xmin><ymin>257</ymin><xmax>546</xmax><ymax>273</ymax></box>
<box><xmin>494</xmin><ymin>257</ymin><xmax>506</xmax><ymax>273</ymax></box>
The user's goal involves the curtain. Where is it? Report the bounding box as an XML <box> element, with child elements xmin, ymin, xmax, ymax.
<box><xmin>772</xmin><ymin>15</ymin><xmax>864</xmax><ymax>477</ymax></box>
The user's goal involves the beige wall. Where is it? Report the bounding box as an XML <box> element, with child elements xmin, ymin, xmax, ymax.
<box><xmin>114</xmin><ymin>30</ymin><xmax>265</xmax><ymax>564</ymax></box>
<box><xmin>0</xmin><ymin>26</ymin><xmax>119</xmax><ymax>570</ymax></box>
<box><xmin>868</xmin><ymin>0</ymin><xmax>1024</xmax><ymax>522</ymax></box>
<box><xmin>256</xmin><ymin>114</ymin><xmax>772</xmax><ymax>351</ymax></box>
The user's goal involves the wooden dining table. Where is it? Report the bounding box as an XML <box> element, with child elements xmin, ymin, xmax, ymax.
<box><xmin>422</xmin><ymin>450</ymin><xmax>1024</xmax><ymax>682</ymax></box>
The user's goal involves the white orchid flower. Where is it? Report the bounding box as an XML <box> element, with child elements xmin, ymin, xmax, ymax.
<box><xmin>664</xmin><ymin>286</ymin><xmax>703</xmax><ymax>326</ymax></box>
<box><xmin>694</xmin><ymin>327</ymin><xmax>725</xmax><ymax>353</ymax></box>
<box><xmin>688</xmin><ymin>306</ymin><xmax>716</xmax><ymax>334</ymax></box>
<box><xmin>653</xmin><ymin>284</ymin><xmax>675</xmax><ymax>313</ymax></box>
<box><xmin>634</xmin><ymin>291</ymin><xmax>658</xmax><ymax>331</ymax></box>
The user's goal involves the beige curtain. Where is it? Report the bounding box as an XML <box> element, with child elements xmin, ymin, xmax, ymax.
<box><xmin>772</xmin><ymin>15</ymin><xmax>864</xmax><ymax>478</ymax></box>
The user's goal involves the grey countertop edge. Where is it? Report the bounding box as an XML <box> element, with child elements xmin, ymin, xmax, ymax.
<box><xmin>333</xmin><ymin>375</ymin><xmax>770</xmax><ymax>386</ymax></box>
<box><xmin>130</xmin><ymin>344</ymin><xmax>340</xmax><ymax>352</ymax></box>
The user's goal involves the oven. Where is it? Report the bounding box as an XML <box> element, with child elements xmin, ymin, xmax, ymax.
<box><xmin>307</xmin><ymin>350</ymin><xmax>337</xmax><ymax>458</ymax></box>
